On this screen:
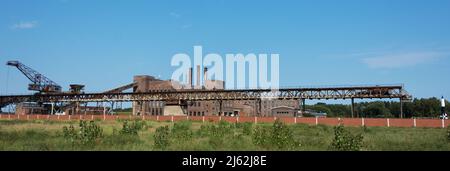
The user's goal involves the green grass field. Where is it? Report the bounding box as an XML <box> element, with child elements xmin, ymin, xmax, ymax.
<box><xmin>0</xmin><ymin>119</ymin><xmax>449</xmax><ymax>151</ymax></box>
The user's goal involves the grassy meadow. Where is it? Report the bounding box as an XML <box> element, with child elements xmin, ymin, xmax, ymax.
<box><xmin>0</xmin><ymin>119</ymin><xmax>449</xmax><ymax>151</ymax></box>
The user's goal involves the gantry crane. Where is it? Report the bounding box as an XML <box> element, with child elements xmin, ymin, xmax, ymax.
<box><xmin>7</xmin><ymin>61</ymin><xmax>62</xmax><ymax>93</ymax></box>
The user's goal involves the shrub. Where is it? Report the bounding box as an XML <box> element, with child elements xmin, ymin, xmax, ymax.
<box><xmin>62</xmin><ymin>125</ymin><xmax>78</xmax><ymax>145</ymax></box>
<box><xmin>154</xmin><ymin>125</ymin><xmax>170</xmax><ymax>149</ymax></box>
<box><xmin>198</xmin><ymin>121</ymin><xmax>233</xmax><ymax>138</ymax></box>
<box><xmin>62</xmin><ymin>120</ymin><xmax>103</xmax><ymax>146</ymax></box>
<box><xmin>252</xmin><ymin>119</ymin><xmax>300</xmax><ymax>150</ymax></box>
<box><xmin>329</xmin><ymin>125</ymin><xmax>364</xmax><ymax>151</ymax></box>
<box><xmin>171</xmin><ymin>121</ymin><xmax>193</xmax><ymax>141</ymax></box>
<box><xmin>197</xmin><ymin>121</ymin><xmax>236</xmax><ymax>148</ymax></box>
<box><xmin>235</xmin><ymin>122</ymin><xmax>253</xmax><ymax>135</ymax></box>
<box><xmin>119</xmin><ymin>120</ymin><xmax>146</xmax><ymax>136</ymax></box>
<box><xmin>252</xmin><ymin>126</ymin><xmax>270</xmax><ymax>147</ymax></box>
<box><xmin>270</xmin><ymin>119</ymin><xmax>300</xmax><ymax>150</ymax></box>
<box><xmin>447</xmin><ymin>126</ymin><xmax>450</xmax><ymax>141</ymax></box>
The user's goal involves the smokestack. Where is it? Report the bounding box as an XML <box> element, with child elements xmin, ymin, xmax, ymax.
<box><xmin>204</xmin><ymin>67</ymin><xmax>208</xmax><ymax>83</ymax></box>
<box><xmin>196</xmin><ymin>65</ymin><xmax>200</xmax><ymax>87</ymax></box>
<box><xmin>187</xmin><ymin>67</ymin><xmax>193</xmax><ymax>88</ymax></box>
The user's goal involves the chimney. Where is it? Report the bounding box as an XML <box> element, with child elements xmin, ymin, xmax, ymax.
<box><xmin>203</xmin><ymin>67</ymin><xmax>208</xmax><ymax>83</ymax></box>
<box><xmin>196</xmin><ymin>65</ymin><xmax>201</xmax><ymax>87</ymax></box>
<box><xmin>187</xmin><ymin>67</ymin><xmax>193</xmax><ymax>88</ymax></box>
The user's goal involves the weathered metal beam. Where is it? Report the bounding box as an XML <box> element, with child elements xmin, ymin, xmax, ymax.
<box><xmin>0</xmin><ymin>85</ymin><xmax>412</xmax><ymax>105</ymax></box>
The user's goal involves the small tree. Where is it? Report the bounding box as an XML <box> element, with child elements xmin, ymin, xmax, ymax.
<box><xmin>252</xmin><ymin>119</ymin><xmax>300</xmax><ymax>150</ymax></box>
<box><xmin>154</xmin><ymin>125</ymin><xmax>170</xmax><ymax>149</ymax></box>
<box><xmin>119</xmin><ymin>120</ymin><xmax>146</xmax><ymax>136</ymax></box>
<box><xmin>329</xmin><ymin>125</ymin><xmax>364</xmax><ymax>151</ymax></box>
<box><xmin>171</xmin><ymin>121</ymin><xmax>193</xmax><ymax>141</ymax></box>
<box><xmin>62</xmin><ymin>120</ymin><xmax>103</xmax><ymax>146</ymax></box>
<box><xmin>252</xmin><ymin>126</ymin><xmax>269</xmax><ymax>147</ymax></box>
<box><xmin>270</xmin><ymin>119</ymin><xmax>300</xmax><ymax>150</ymax></box>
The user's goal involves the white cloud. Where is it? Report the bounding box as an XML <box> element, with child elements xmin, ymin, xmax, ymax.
<box><xmin>361</xmin><ymin>51</ymin><xmax>447</xmax><ymax>69</ymax></box>
<box><xmin>11</xmin><ymin>21</ymin><xmax>38</xmax><ymax>30</ymax></box>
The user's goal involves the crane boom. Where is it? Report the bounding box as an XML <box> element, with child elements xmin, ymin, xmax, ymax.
<box><xmin>7</xmin><ymin>61</ymin><xmax>62</xmax><ymax>93</ymax></box>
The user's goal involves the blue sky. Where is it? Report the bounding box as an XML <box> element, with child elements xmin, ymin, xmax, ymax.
<box><xmin>1</xmin><ymin>0</ymin><xmax>450</xmax><ymax>101</ymax></box>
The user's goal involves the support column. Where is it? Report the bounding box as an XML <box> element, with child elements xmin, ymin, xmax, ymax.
<box><xmin>111</xmin><ymin>102</ymin><xmax>115</xmax><ymax>115</ymax></box>
<box><xmin>219</xmin><ymin>100</ymin><xmax>223</xmax><ymax>116</ymax></box>
<box><xmin>103</xmin><ymin>102</ymin><xmax>106</xmax><ymax>116</ymax></box>
<box><xmin>351</xmin><ymin>98</ymin><xmax>355</xmax><ymax>118</ymax></box>
<box><xmin>400</xmin><ymin>98</ymin><xmax>404</xmax><ymax>119</ymax></box>
<box><xmin>302</xmin><ymin>99</ymin><xmax>306</xmax><ymax>113</ymax></box>
<box><xmin>76</xmin><ymin>102</ymin><xmax>80</xmax><ymax>115</ymax></box>
<box><xmin>84</xmin><ymin>103</ymin><xmax>87</xmax><ymax>115</ymax></box>
<box><xmin>257</xmin><ymin>99</ymin><xmax>262</xmax><ymax>116</ymax></box>
<box><xmin>51</xmin><ymin>102</ymin><xmax>55</xmax><ymax>115</ymax></box>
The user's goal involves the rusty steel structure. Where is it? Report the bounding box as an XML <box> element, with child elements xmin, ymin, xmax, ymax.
<box><xmin>6</xmin><ymin>61</ymin><xmax>62</xmax><ymax>93</ymax></box>
<box><xmin>0</xmin><ymin>85</ymin><xmax>411</xmax><ymax>102</ymax></box>
<box><xmin>1</xmin><ymin>84</ymin><xmax>412</xmax><ymax>117</ymax></box>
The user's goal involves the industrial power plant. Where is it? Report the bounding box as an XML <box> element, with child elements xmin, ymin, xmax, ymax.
<box><xmin>0</xmin><ymin>61</ymin><xmax>412</xmax><ymax>118</ymax></box>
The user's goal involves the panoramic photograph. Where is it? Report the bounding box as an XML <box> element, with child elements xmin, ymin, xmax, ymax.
<box><xmin>0</xmin><ymin>0</ymin><xmax>449</xmax><ymax>169</ymax></box>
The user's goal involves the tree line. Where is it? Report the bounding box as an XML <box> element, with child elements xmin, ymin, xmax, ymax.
<box><xmin>113</xmin><ymin>97</ymin><xmax>449</xmax><ymax>118</ymax></box>
<box><xmin>308</xmin><ymin>97</ymin><xmax>449</xmax><ymax>118</ymax></box>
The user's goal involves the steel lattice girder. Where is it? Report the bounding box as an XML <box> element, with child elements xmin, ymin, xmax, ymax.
<box><xmin>0</xmin><ymin>85</ymin><xmax>412</xmax><ymax>105</ymax></box>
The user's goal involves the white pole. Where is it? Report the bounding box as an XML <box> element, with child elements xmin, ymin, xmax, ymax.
<box><xmin>315</xmin><ymin>116</ymin><xmax>318</xmax><ymax>125</ymax></box>
<box><xmin>51</xmin><ymin>102</ymin><xmax>54</xmax><ymax>115</ymax></box>
<box><xmin>387</xmin><ymin>118</ymin><xmax>390</xmax><ymax>127</ymax></box>
<box><xmin>103</xmin><ymin>102</ymin><xmax>106</xmax><ymax>116</ymax></box>
<box><xmin>413</xmin><ymin>118</ymin><xmax>417</xmax><ymax>128</ymax></box>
